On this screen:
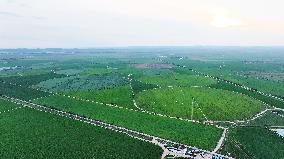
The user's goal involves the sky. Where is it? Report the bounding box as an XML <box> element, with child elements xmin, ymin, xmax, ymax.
<box><xmin>0</xmin><ymin>0</ymin><xmax>284</xmax><ymax>48</ymax></box>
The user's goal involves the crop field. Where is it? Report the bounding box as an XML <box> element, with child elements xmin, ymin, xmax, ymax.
<box><xmin>0</xmin><ymin>100</ymin><xmax>163</xmax><ymax>159</ymax></box>
<box><xmin>33</xmin><ymin>95</ymin><xmax>223</xmax><ymax>150</ymax></box>
<box><xmin>36</xmin><ymin>74</ymin><xmax>129</xmax><ymax>92</ymax></box>
<box><xmin>136</xmin><ymin>87</ymin><xmax>264</xmax><ymax>121</ymax></box>
<box><xmin>220</xmin><ymin>127</ymin><xmax>284</xmax><ymax>159</ymax></box>
<box><xmin>246</xmin><ymin>110</ymin><xmax>284</xmax><ymax>126</ymax></box>
<box><xmin>66</xmin><ymin>85</ymin><xmax>135</xmax><ymax>109</ymax></box>
<box><xmin>131</xmin><ymin>80</ymin><xmax>158</xmax><ymax>94</ymax></box>
<box><xmin>1</xmin><ymin>48</ymin><xmax>284</xmax><ymax>158</ymax></box>
<box><xmin>226</xmin><ymin>75</ymin><xmax>284</xmax><ymax>98</ymax></box>
<box><xmin>139</xmin><ymin>74</ymin><xmax>217</xmax><ymax>87</ymax></box>
<box><xmin>88</xmin><ymin>68</ymin><xmax>114</xmax><ymax>75</ymax></box>
<box><xmin>210</xmin><ymin>80</ymin><xmax>284</xmax><ymax>109</ymax></box>
<box><xmin>55</xmin><ymin>69</ymin><xmax>86</xmax><ymax>75</ymax></box>
<box><xmin>142</xmin><ymin>68</ymin><xmax>174</xmax><ymax>76</ymax></box>
<box><xmin>0</xmin><ymin>82</ymin><xmax>50</xmax><ymax>100</ymax></box>
<box><xmin>0</xmin><ymin>72</ymin><xmax>66</xmax><ymax>87</ymax></box>
<box><xmin>0</xmin><ymin>98</ymin><xmax>21</xmax><ymax>112</ymax></box>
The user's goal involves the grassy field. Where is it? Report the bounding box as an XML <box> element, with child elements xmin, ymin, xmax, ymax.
<box><xmin>0</xmin><ymin>72</ymin><xmax>66</xmax><ymax>87</ymax></box>
<box><xmin>210</xmin><ymin>80</ymin><xmax>284</xmax><ymax>109</ymax></box>
<box><xmin>220</xmin><ymin>127</ymin><xmax>284</xmax><ymax>159</ymax></box>
<box><xmin>224</xmin><ymin>75</ymin><xmax>284</xmax><ymax>98</ymax></box>
<box><xmin>33</xmin><ymin>95</ymin><xmax>223</xmax><ymax>150</ymax></box>
<box><xmin>55</xmin><ymin>69</ymin><xmax>86</xmax><ymax>75</ymax></box>
<box><xmin>0</xmin><ymin>99</ymin><xmax>21</xmax><ymax>112</ymax></box>
<box><xmin>139</xmin><ymin>74</ymin><xmax>216</xmax><ymax>87</ymax></box>
<box><xmin>246</xmin><ymin>110</ymin><xmax>284</xmax><ymax>126</ymax></box>
<box><xmin>0</xmin><ymin>100</ymin><xmax>163</xmax><ymax>159</ymax></box>
<box><xmin>3</xmin><ymin>48</ymin><xmax>284</xmax><ymax>158</ymax></box>
<box><xmin>131</xmin><ymin>80</ymin><xmax>158</xmax><ymax>95</ymax></box>
<box><xmin>172</xmin><ymin>58</ymin><xmax>284</xmax><ymax>97</ymax></box>
<box><xmin>66</xmin><ymin>85</ymin><xmax>135</xmax><ymax>109</ymax></box>
<box><xmin>136</xmin><ymin>87</ymin><xmax>264</xmax><ymax>121</ymax></box>
<box><xmin>136</xmin><ymin>88</ymin><xmax>205</xmax><ymax>120</ymax></box>
<box><xmin>36</xmin><ymin>74</ymin><xmax>129</xmax><ymax>92</ymax></box>
<box><xmin>0</xmin><ymin>82</ymin><xmax>50</xmax><ymax>100</ymax></box>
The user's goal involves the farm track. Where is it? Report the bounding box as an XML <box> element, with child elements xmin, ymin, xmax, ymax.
<box><xmin>0</xmin><ymin>95</ymin><xmax>232</xmax><ymax>159</ymax></box>
<box><xmin>128</xmin><ymin>74</ymin><xmax>144</xmax><ymax>111</ymax></box>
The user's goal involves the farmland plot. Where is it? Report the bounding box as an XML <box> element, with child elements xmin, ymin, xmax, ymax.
<box><xmin>210</xmin><ymin>80</ymin><xmax>284</xmax><ymax>109</ymax></box>
<box><xmin>136</xmin><ymin>87</ymin><xmax>264</xmax><ymax>121</ymax></box>
<box><xmin>131</xmin><ymin>80</ymin><xmax>158</xmax><ymax>95</ymax></box>
<box><xmin>0</xmin><ymin>82</ymin><xmax>50</xmax><ymax>100</ymax></box>
<box><xmin>0</xmin><ymin>100</ymin><xmax>163</xmax><ymax>159</ymax></box>
<box><xmin>0</xmin><ymin>72</ymin><xmax>66</xmax><ymax>87</ymax></box>
<box><xmin>66</xmin><ymin>85</ymin><xmax>135</xmax><ymax>109</ymax></box>
<box><xmin>36</xmin><ymin>74</ymin><xmax>129</xmax><ymax>92</ymax></box>
<box><xmin>139</xmin><ymin>74</ymin><xmax>216</xmax><ymax>87</ymax></box>
<box><xmin>245</xmin><ymin>110</ymin><xmax>284</xmax><ymax>126</ymax></box>
<box><xmin>220</xmin><ymin>127</ymin><xmax>284</xmax><ymax>159</ymax></box>
<box><xmin>34</xmin><ymin>95</ymin><xmax>223</xmax><ymax>150</ymax></box>
<box><xmin>0</xmin><ymin>99</ymin><xmax>21</xmax><ymax>112</ymax></box>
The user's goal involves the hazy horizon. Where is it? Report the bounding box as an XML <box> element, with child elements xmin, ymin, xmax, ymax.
<box><xmin>1</xmin><ymin>0</ymin><xmax>284</xmax><ymax>48</ymax></box>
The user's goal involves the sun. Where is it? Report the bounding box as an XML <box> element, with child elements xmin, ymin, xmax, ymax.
<box><xmin>209</xmin><ymin>8</ymin><xmax>242</xmax><ymax>28</ymax></box>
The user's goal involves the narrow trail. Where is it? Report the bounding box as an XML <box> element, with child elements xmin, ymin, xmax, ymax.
<box><xmin>212</xmin><ymin>128</ymin><xmax>228</xmax><ymax>153</ymax></box>
<box><xmin>127</xmin><ymin>74</ymin><xmax>144</xmax><ymax>111</ymax></box>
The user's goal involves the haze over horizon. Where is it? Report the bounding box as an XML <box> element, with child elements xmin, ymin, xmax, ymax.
<box><xmin>1</xmin><ymin>0</ymin><xmax>284</xmax><ymax>48</ymax></box>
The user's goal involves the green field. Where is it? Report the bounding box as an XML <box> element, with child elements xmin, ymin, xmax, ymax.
<box><xmin>246</xmin><ymin>110</ymin><xmax>284</xmax><ymax>126</ymax></box>
<box><xmin>223</xmin><ymin>75</ymin><xmax>284</xmax><ymax>97</ymax></box>
<box><xmin>0</xmin><ymin>99</ymin><xmax>21</xmax><ymax>112</ymax></box>
<box><xmin>66</xmin><ymin>85</ymin><xmax>135</xmax><ymax>109</ymax></box>
<box><xmin>139</xmin><ymin>74</ymin><xmax>217</xmax><ymax>87</ymax></box>
<box><xmin>2</xmin><ymin>47</ymin><xmax>284</xmax><ymax>158</ymax></box>
<box><xmin>136</xmin><ymin>87</ymin><xmax>264</xmax><ymax>121</ymax></box>
<box><xmin>36</xmin><ymin>74</ymin><xmax>129</xmax><ymax>92</ymax></box>
<box><xmin>0</xmin><ymin>100</ymin><xmax>163</xmax><ymax>159</ymax></box>
<box><xmin>131</xmin><ymin>80</ymin><xmax>158</xmax><ymax>95</ymax></box>
<box><xmin>55</xmin><ymin>69</ymin><xmax>86</xmax><ymax>75</ymax></box>
<box><xmin>210</xmin><ymin>80</ymin><xmax>284</xmax><ymax>109</ymax></box>
<box><xmin>33</xmin><ymin>95</ymin><xmax>223</xmax><ymax>150</ymax></box>
<box><xmin>0</xmin><ymin>72</ymin><xmax>66</xmax><ymax>87</ymax></box>
<box><xmin>0</xmin><ymin>82</ymin><xmax>50</xmax><ymax>100</ymax></box>
<box><xmin>220</xmin><ymin>127</ymin><xmax>284</xmax><ymax>159</ymax></box>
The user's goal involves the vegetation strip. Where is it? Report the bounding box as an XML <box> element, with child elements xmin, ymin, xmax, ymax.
<box><xmin>4</xmin><ymin>79</ymin><xmax>213</xmax><ymax>126</ymax></box>
<box><xmin>178</xmin><ymin>65</ymin><xmax>284</xmax><ymax>109</ymax></box>
<box><xmin>136</xmin><ymin>87</ymin><xmax>264</xmax><ymax>121</ymax></box>
<box><xmin>0</xmin><ymin>99</ymin><xmax>163</xmax><ymax>159</ymax></box>
<box><xmin>0</xmin><ymin>105</ymin><xmax>25</xmax><ymax>115</ymax></box>
<box><xmin>1</xmin><ymin>95</ymin><xmax>231</xmax><ymax>159</ymax></box>
<box><xmin>220</xmin><ymin>126</ymin><xmax>284</xmax><ymax>159</ymax></box>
